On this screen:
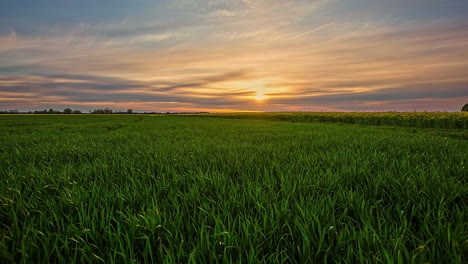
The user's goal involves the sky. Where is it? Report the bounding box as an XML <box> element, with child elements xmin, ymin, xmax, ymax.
<box><xmin>1</xmin><ymin>0</ymin><xmax>468</xmax><ymax>112</ymax></box>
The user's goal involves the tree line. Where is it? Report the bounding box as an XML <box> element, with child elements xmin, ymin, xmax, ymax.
<box><xmin>0</xmin><ymin>108</ymin><xmax>133</xmax><ymax>114</ymax></box>
<box><xmin>33</xmin><ymin>108</ymin><xmax>83</xmax><ymax>114</ymax></box>
<box><xmin>3</xmin><ymin>104</ymin><xmax>465</xmax><ymax>114</ymax></box>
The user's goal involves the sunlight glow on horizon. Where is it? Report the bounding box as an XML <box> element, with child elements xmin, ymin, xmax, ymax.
<box><xmin>254</xmin><ymin>92</ymin><xmax>266</xmax><ymax>101</ymax></box>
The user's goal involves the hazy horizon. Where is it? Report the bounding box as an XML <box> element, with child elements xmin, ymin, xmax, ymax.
<box><xmin>1</xmin><ymin>0</ymin><xmax>468</xmax><ymax>112</ymax></box>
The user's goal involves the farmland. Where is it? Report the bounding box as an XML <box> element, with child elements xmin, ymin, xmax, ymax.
<box><xmin>184</xmin><ymin>111</ymin><xmax>468</xmax><ymax>129</ymax></box>
<box><xmin>0</xmin><ymin>114</ymin><xmax>467</xmax><ymax>263</ymax></box>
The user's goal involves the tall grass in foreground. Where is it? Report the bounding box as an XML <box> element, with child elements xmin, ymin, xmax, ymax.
<box><xmin>0</xmin><ymin>115</ymin><xmax>467</xmax><ymax>263</ymax></box>
<box><xmin>184</xmin><ymin>111</ymin><xmax>468</xmax><ymax>129</ymax></box>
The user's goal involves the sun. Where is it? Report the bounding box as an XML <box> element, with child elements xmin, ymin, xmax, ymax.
<box><xmin>255</xmin><ymin>92</ymin><xmax>266</xmax><ymax>101</ymax></box>
<box><xmin>232</xmin><ymin>79</ymin><xmax>269</xmax><ymax>101</ymax></box>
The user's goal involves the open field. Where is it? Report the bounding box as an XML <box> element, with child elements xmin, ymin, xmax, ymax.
<box><xmin>184</xmin><ymin>111</ymin><xmax>468</xmax><ymax>129</ymax></box>
<box><xmin>0</xmin><ymin>115</ymin><xmax>467</xmax><ymax>263</ymax></box>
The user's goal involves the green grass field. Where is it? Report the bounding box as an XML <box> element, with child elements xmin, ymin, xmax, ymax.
<box><xmin>184</xmin><ymin>111</ymin><xmax>468</xmax><ymax>129</ymax></box>
<box><xmin>0</xmin><ymin>115</ymin><xmax>467</xmax><ymax>263</ymax></box>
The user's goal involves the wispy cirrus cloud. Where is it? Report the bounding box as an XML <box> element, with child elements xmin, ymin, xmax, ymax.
<box><xmin>1</xmin><ymin>0</ymin><xmax>467</xmax><ymax>112</ymax></box>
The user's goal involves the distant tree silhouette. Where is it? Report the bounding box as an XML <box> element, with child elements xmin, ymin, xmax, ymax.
<box><xmin>462</xmin><ymin>104</ymin><xmax>468</xmax><ymax>112</ymax></box>
<box><xmin>44</xmin><ymin>108</ymin><xmax>61</xmax><ymax>114</ymax></box>
<box><xmin>72</xmin><ymin>110</ymin><xmax>82</xmax><ymax>114</ymax></box>
<box><xmin>63</xmin><ymin>108</ymin><xmax>72</xmax><ymax>114</ymax></box>
<box><xmin>92</xmin><ymin>108</ymin><xmax>113</xmax><ymax>114</ymax></box>
<box><xmin>127</xmin><ymin>109</ymin><xmax>133</xmax><ymax>114</ymax></box>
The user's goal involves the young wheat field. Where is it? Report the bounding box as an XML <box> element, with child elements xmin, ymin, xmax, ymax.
<box><xmin>0</xmin><ymin>114</ymin><xmax>467</xmax><ymax>263</ymax></box>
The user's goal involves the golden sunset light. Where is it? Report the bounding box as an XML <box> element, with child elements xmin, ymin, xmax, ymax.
<box><xmin>254</xmin><ymin>92</ymin><xmax>266</xmax><ymax>101</ymax></box>
<box><xmin>1</xmin><ymin>2</ymin><xmax>468</xmax><ymax>262</ymax></box>
<box><xmin>1</xmin><ymin>0</ymin><xmax>467</xmax><ymax>112</ymax></box>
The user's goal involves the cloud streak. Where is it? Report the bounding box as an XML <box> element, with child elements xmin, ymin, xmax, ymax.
<box><xmin>1</xmin><ymin>0</ymin><xmax>467</xmax><ymax>112</ymax></box>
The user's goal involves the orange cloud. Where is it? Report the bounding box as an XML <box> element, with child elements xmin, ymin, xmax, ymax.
<box><xmin>1</xmin><ymin>1</ymin><xmax>467</xmax><ymax>112</ymax></box>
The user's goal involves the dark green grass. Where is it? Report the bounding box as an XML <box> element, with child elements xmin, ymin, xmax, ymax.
<box><xmin>0</xmin><ymin>115</ymin><xmax>467</xmax><ymax>263</ymax></box>
<box><xmin>184</xmin><ymin>111</ymin><xmax>468</xmax><ymax>129</ymax></box>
